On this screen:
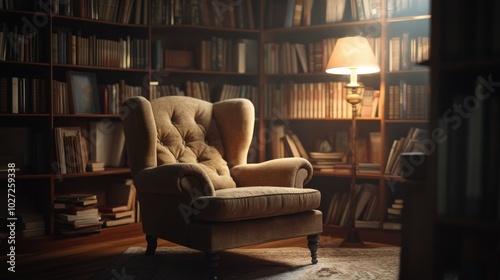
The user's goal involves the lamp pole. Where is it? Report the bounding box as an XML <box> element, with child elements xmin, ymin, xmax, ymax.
<box><xmin>340</xmin><ymin>83</ymin><xmax>365</xmax><ymax>248</ymax></box>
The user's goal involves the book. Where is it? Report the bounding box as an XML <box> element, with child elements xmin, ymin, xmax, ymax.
<box><xmin>89</xmin><ymin>121</ymin><xmax>126</xmax><ymax>167</ymax></box>
<box><xmin>17</xmin><ymin>212</ymin><xmax>45</xmax><ymax>232</ymax></box>
<box><xmin>383</xmin><ymin>221</ymin><xmax>402</xmax><ymax>230</ymax></box>
<box><xmin>387</xmin><ymin>207</ymin><xmax>402</xmax><ymax>215</ymax></box>
<box><xmin>283</xmin><ymin>133</ymin><xmax>301</xmax><ymax>157</ymax></box>
<box><xmin>102</xmin><ymin>215</ymin><xmax>135</xmax><ymax>227</ymax></box>
<box><xmin>86</xmin><ymin>161</ymin><xmax>105</xmax><ymax>171</ymax></box>
<box><xmin>100</xmin><ymin>209</ymin><xmax>134</xmax><ymax>219</ymax></box>
<box><xmin>54</xmin><ymin>199</ymin><xmax>98</xmax><ymax>207</ymax></box>
<box><xmin>98</xmin><ymin>205</ymin><xmax>129</xmax><ymax>213</ymax></box>
<box><xmin>355</xmin><ymin>183</ymin><xmax>378</xmax><ymax>220</ymax></box>
<box><xmin>54</xmin><ymin>127</ymin><xmax>89</xmax><ymax>174</ymax></box>
<box><xmin>355</xmin><ymin>220</ymin><xmax>379</xmax><ymax>229</ymax></box>
<box><xmin>56</xmin><ymin>211</ymin><xmax>100</xmax><ymax>222</ymax></box>
<box><xmin>57</xmin><ymin>207</ymin><xmax>99</xmax><ymax>216</ymax></box>
<box><xmin>55</xmin><ymin>193</ymin><xmax>97</xmax><ymax>201</ymax></box>
<box><xmin>368</xmin><ymin>132</ymin><xmax>381</xmax><ymax>164</ymax></box>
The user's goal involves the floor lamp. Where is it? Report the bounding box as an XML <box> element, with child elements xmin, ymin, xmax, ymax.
<box><xmin>325</xmin><ymin>36</ymin><xmax>380</xmax><ymax>247</ymax></box>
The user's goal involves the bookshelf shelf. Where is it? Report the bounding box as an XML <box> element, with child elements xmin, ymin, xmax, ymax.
<box><xmin>52</xmin><ymin>114</ymin><xmax>122</xmax><ymax>118</ymax></box>
<box><xmin>313</xmin><ymin>171</ymin><xmax>382</xmax><ymax>179</ymax></box>
<box><xmin>52</xmin><ymin>64</ymin><xmax>150</xmax><ymax>72</ymax></box>
<box><xmin>56</xmin><ymin>168</ymin><xmax>131</xmax><ymax>179</ymax></box>
<box><xmin>385</xmin><ymin>15</ymin><xmax>432</xmax><ymax>23</ymax></box>
<box><xmin>151</xmin><ymin>24</ymin><xmax>260</xmax><ymax>34</ymax></box>
<box><xmin>156</xmin><ymin>68</ymin><xmax>259</xmax><ymax>76</ymax></box>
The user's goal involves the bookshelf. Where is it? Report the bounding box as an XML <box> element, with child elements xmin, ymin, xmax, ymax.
<box><xmin>1</xmin><ymin>0</ymin><xmax>430</xmax><ymax>244</ymax></box>
<box><xmin>259</xmin><ymin>0</ymin><xmax>430</xmax><ymax>245</ymax></box>
<box><xmin>0</xmin><ymin>0</ymin><xmax>262</xmax><ymax>238</ymax></box>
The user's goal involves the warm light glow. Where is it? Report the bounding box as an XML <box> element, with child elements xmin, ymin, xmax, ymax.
<box><xmin>325</xmin><ymin>36</ymin><xmax>380</xmax><ymax>76</ymax></box>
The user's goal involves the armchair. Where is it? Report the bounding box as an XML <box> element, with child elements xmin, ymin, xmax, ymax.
<box><xmin>120</xmin><ymin>95</ymin><xmax>323</xmax><ymax>279</ymax></box>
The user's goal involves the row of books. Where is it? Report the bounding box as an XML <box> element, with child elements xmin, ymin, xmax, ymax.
<box><xmin>388</xmin><ymin>34</ymin><xmax>430</xmax><ymax>72</ymax></box>
<box><xmin>386</xmin><ymin>82</ymin><xmax>429</xmax><ymax>120</ymax></box>
<box><xmin>52</xmin><ymin>79</ymin><xmax>144</xmax><ymax>115</ymax></box>
<box><xmin>324</xmin><ymin>183</ymin><xmax>380</xmax><ymax>228</ymax></box>
<box><xmin>263</xmin><ymin>37</ymin><xmax>380</xmax><ymax>74</ymax></box>
<box><xmin>0</xmin><ymin>22</ymin><xmax>41</xmax><ymax>62</ymax></box>
<box><xmin>54</xmin><ymin>127</ymin><xmax>89</xmax><ymax>174</ymax></box>
<box><xmin>384</xmin><ymin>127</ymin><xmax>427</xmax><ymax>176</ymax></box>
<box><xmin>51</xmin><ymin>31</ymin><xmax>149</xmax><ymax>69</ymax></box>
<box><xmin>54</xmin><ymin>123</ymin><xmax>126</xmax><ymax>174</ymax></box>
<box><xmin>199</xmin><ymin>37</ymin><xmax>258</xmax><ymax>73</ymax></box>
<box><xmin>151</xmin><ymin>0</ymin><xmax>255</xmax><ymax>29</ymax></box>
<box><xmin>0</xmin><ymin>77</ymin><xmax>48</xmax><ymax>114</ymax></box>
<box><xmin>386</xmin><ymin>0</ymin><xmax>429</xmax><ymax>18</ymax></box>
<box><xmin>99</xmin><ymin>80</ymin><xmax>145</xmax><ymax>114</ymax></box>
<box><xmin>270</xmin><ymin>124</ymin><xmax>381</xmax><ymax>166</ymax></box>
<box><xmin>263</xmin><ymin>82</ymin><xmax>380</xmax><ymax>119</ymax></box>
<box><xmin>309</xmin><ymin>132</ymin><xmax>381</xmax><ymax>172</ymax></box>
<box><xmin>264</xmin><ymin>0</ymin><xmax>382</xmax><ymax>28</ymax></box>
<box><xmin>53</xmin><ymin>0</ymin><xmax>149</xmax><ymax>25</ymax></box>
<box><xmin>151</xmin><ymin>82</ymin><xmax>258</xmax><ymax>105</ymax></box>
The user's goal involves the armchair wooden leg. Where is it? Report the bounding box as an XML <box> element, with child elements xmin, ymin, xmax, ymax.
<box><xmin>307</xmin><ymin>234</ymin><xmax>320</xmax><ymax>264</ymax></box>
<box><xmin>145</xmin><ymin>234</ymin><xmax>157</xmax><ymax>256</ymax></box>
<box><xmin>206</xmin><ymin>252</ymin><xmax>220</xmax><ymax>280</ymax></box>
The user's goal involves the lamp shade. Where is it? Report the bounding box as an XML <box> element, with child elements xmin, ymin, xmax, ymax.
<box><xmin>325</xmin><ymin>36</ymin><xmax>380</xmax><ymax>75</ymax></box>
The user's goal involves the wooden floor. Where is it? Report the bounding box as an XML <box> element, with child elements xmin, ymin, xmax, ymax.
<box><xmin>4</xmin><ymin>223</ymin><xmax>396</xmax><ymax>279</ymax></box>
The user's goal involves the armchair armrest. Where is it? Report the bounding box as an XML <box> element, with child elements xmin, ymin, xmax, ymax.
<box><xmin>134</xmin><ymin>163</ymin><xmax>216</xmax><ymax>200</ymax></box>
<box><xmin>230</xmin><ymin>158</ymin><xmax>313</xmax><ymax>188</ymax></box>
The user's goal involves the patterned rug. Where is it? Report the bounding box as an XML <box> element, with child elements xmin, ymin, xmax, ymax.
<box><xmin>93</xmin><ymin>246</ymin><xmax>400</xmax><ymax>280</ymax></box>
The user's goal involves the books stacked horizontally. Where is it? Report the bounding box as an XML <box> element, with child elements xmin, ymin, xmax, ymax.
<box><xmin>54</xmin><ymin>193</ymin><xmax>102</xmax><ymax>235</ymax></box>
<box><xmin>383</xmin><ymin>198</ymin><xmax>403</xmax><ymax>230</ymax></box>
<box><xmin>99</xmin><ymin>179</ymin><xmax>137</xmax><ymax>228</ymax></box>
<box><xmin>17</xmin><ymin>212</ymin><xmax>45</xmax><ymax>238</ymax></box>
<box><xmin>358</xmin><ymin>163</ymin><xmax>381</xmax><ymax>174</ymax></box>
<box><xmin>309</xmin><ymin>152</ymin><xmax>345</xmax><ymax>172</ymax></box>
<box><xmin>86</xmin><ymin>161</ymin><xmax>104</xmax><ymax>172</ymax></box>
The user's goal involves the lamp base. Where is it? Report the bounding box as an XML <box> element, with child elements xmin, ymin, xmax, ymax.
<box><xmin>340</xmin><ymin>228</ymin><xmax>365</xmax><ymax>248</ymax></box>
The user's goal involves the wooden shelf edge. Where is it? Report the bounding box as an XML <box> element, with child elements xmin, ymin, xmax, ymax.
<box><xmin>8</xmin><ymin>168</ymin><xmax>132</xmax><ymax>180</ymax></box>
<box><xmin>56</xmin><ymin>167</ymin><xmax>131</xmax><ymax>179</ymax></box>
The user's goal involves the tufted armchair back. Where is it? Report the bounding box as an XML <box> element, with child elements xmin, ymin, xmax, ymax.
<box><xmin>121</xmin><ymin>95</ymin><xmax>255</xmax><ymax>190</ymax></box>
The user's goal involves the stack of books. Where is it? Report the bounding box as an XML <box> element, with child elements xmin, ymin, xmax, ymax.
<box><xmin>17</xmin><ymin>212</ymin><xmax>45</xmax><ymax>238</ymax></box>
<box><xmin>383</xmin><ymin>198</ymin><xmax>403</xmax><ymax>230</ymax></box>
<box><xmin>358</xmin><ymin>163</ymin><xmax>381</xmax><ymax>174</ymax></box>
<box><xmin>54</xmin><ymin>194</ymin><xmax>102</xmax><ymax>235</ymax></box>
<box><xmin>309</xmin><ymin>152</ymin><xmax>344</xmax><ymax>171</ymax></box>
<box><xmin>86</xmin><ymin>161</ymin><xmax>104</xmax><ymax>172</ymax></box>
<box><xmin>99</xmin><ymin>179</ymin><xmax>137</xmax><ymax>228</ymax></box>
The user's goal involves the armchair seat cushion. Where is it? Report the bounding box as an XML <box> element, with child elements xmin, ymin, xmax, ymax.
<box><xmin>193</xmin><ymin>187</ymin><xmax>321</xmax><ymax>222</ymax></box>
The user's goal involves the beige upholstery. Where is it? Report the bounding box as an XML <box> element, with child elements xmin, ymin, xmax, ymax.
<box><xmin>121</xmin><ymin>95</ymin><xmax>323</xmax><ymax>278</ymax></box>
